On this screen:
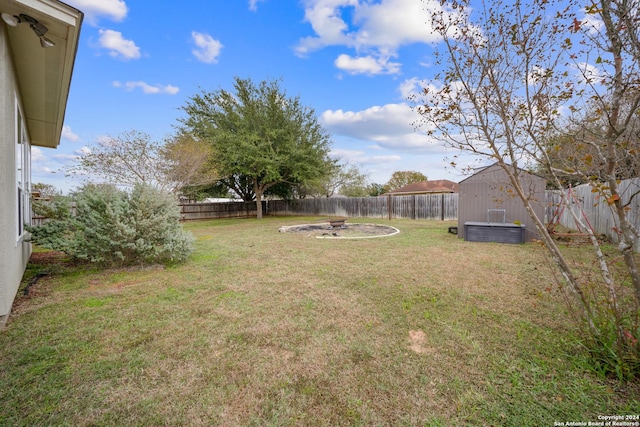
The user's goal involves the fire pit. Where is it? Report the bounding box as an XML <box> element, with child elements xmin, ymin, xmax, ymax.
<box><xmin>278</xmin><ymin>222</ymin><xmax>400</xmax><ymax>239</ymax></box>
<box><xmin>329</xmin><ymin>218</ymin><xmax>346</xmax><ymax>228</ymax></box>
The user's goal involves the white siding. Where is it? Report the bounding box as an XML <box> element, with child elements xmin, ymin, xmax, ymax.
<box><xmin>0</xmin><ymin>24</ymin><xmax>32</xmax><ymax>324</ymax></box>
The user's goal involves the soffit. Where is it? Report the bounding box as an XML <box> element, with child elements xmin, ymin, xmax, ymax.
<box><xmin>0</xmin><ymin>0</ymin><xmax>82</xmax><ymax>148</ymax></box>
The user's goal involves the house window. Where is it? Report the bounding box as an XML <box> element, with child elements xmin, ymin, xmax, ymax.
<box><xmin>16</xmin><ymin>103</ymin><xmax>31</xmax><ymax>241</ymax></box>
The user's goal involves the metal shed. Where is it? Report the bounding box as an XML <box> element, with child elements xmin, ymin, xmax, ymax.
<box><xmin>457</xmin><ymin>163</ymin><xmax>546</xmax><ymax>243</ymax></box>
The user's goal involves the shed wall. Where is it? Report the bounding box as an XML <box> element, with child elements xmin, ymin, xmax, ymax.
<box><xmin>457</xmin><ymin>164</ymin><xmax>546</xmax><ymax>242</ymax></box>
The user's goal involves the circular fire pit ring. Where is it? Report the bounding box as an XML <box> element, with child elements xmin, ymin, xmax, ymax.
<box><xmin>278</xmin><ymin>222</ymin><xmax>400</xmax><ymax>239</ymax></box>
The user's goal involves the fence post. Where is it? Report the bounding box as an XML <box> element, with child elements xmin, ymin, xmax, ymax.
<box><xmin>388</xmin><ymin>194</ymin><xmax>392</xmax><ymax>220</ymax></box>
<box><xmin>412</xmin><ymin>195</ymin><xmax>416</xmax><ymax>220</ymax></box>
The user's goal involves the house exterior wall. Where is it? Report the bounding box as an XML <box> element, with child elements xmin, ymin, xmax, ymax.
<box><xmin>0</xmin><ymin>23</ymin><xmax>32</xmax><ymax>325</ymax></box>
<box><xmin>457</xmin><ymin>164</ymin><xmax>546</xmax><ymax>242</ymax></box>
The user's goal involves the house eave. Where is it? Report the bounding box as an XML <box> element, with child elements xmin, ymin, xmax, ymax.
<box><xmin>1</xmin><ymin>0</ymin><xmax>83</xmax><ymax>148</ymax></box>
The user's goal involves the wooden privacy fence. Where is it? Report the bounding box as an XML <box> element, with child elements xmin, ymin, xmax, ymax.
<box><xmin>179</xmin><ymin>201</ymin><xmax>265</xmax><ymax>220</ymax></box>
<box><xmin>178</xmin><ymin>194</ymin><xmax>458</xmax><ymax>221</ymax></box>
<box><xmin>545</xmin><ymin>178</ymin><xmax>640</xmax><ymax>250</ymax></box>
<box><xmin>267</xmin><ymin>193</ymin><xmax>459</xmax><ymax>221</ymax></box>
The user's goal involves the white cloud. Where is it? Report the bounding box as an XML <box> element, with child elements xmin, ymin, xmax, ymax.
<box><xmin>573</xmin><ymin>61</ymin><xmax>608</xmax><ymax>85</ymax></box>
<box><xmin>408</xmin><ymin>78</ymin><xmax>467</xmax><ymax>113</ymax></box>
<box><xmin>191</xmin><ymin>32</ymin><xmax>223</xmax><ymax>63</ymax></box>
<box><xmin>296</xmin><ymin>0</ymin><xmax>357</xmax><ymax>56</ymax></box>
<box><xmin>31</xmin><ymin>147</ymin><xmax>46</xmax><ymax>162</ymax></box>
<box><xmin>51</xmin><ymin>146</ymin><xmax>90</xmax><ymax>161</ymax></box>
<box><xmin>62</xmin><ymin>125</ymin><xmax>80</xmax><ymax>142</ymax></box>
<box><xmin>66</xmin><ymin>0</ymin><xmax>127</xmax><ymax>25</ymax></box>
<box><xmin>321</xmin><ymin>102</ymin><xmax>443</xmax><ymax>153</ymax></box>
<box><xmin>76</xmin><ymin>146</ymin><xmax>92</xmax><ymax>156</ymax></box>
<box><xmin>113</xmin><ymin>81</ymin><xmax>180</xmax><ymax>95</ymax></box>
<box><xmin>31</xmin><ymin>148</ymin><xmax>68</xmax><ymax>180</ymax></box>
<box><xmin>334</xmin><ymin>54</ymin><xmax>400</xmax><ymax>75</ymax></box>
<box><xmin>31</xmin><ymin>145</ymin><xmax>90</xmax><ymax>192</ymax></box>
<box><xmin>248</xmin><ymin>0</ymin><xmax>266</xmax><ymax>11</ymax></box>
<box><xmin>322</xmin><ymin>103</ymin><xmax>416</xmax><ymax>139</ymax></box>
<box><xmin>98</xmin><ymin>29</ymin><xmax>141</xmax><ymax>60</ymax></box>
<box><xmin>331</xmin><ymin>148</ymin><xmax>401</xmax><ymax>164</ymax></box>
<box><xmin>582</xmin><ymin>12</ymin><xmax>604</xmax><ymax>35</ymax></box>
<box><xmin>95</xmin><ymin>135</ymin><xmax>112</xmax><ymax>145</ymax></box>
<box><xmin>398</xmin><ymin>77</ymin><xmax>425</xmax><ymax>100</ymax></box>
<box><xmin>52</xmin><ymin>152</ymin><xmax>80</xmax><ymax>161</ymax></box>
<box><xmin>31</xmin><ymin>147</ymin><xmax>71</xmax><ymax>177</ymax></box>
<box><xmin>526</xmin><ymin>66</ymin><xmax>553</xmax><ymax>85</ymax></box>
<box><xmin>296</xmin><ymin>0</ymin><xmax>455</xmax><ymax>74</ymax></box>
<box><xmin>329</xmin><ymin>145</ymin><xmax>463</xmax><ymax>185</ymax></box>
<box><xmin>351</xmin><ymin>0</ymin><xmax>444</xmax><ymax>48</ymax></box>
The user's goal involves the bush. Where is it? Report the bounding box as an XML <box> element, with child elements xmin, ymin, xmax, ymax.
<box><xmin>28</xmin><ymin>184</ymin><xmax>193</xmax><ymax>267</ymax></box>
<box><xmin>29</xmin><ymin>195</ymin><xmax>75</xmax><ymax>251</ymax></box>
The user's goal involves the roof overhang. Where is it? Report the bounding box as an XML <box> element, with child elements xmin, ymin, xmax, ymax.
<box><xmin>1</xmin><ymin>0</ymin><xmax>82</xmax><ymax>148</ymax></box>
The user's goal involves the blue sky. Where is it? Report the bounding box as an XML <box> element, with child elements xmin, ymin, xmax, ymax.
<box><xmin>32</xmin><ymin>0</ymin><xmax>473</xmax><ymax>193</ymax></box>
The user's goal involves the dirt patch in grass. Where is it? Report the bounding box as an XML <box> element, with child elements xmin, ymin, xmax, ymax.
<box><xmin>11</xmin><ymin>251</ymin><xmax>70</xmax><ymax>313</ymax></box>
<box><xmin>407</xmin><ymin>329</ymin><xmax>436</xmax><ymax>354</ymax></box>
<box><xmin>29</xmin><ymin>250</ymin><xmax>69</xmax><ymax>265</ymax></box>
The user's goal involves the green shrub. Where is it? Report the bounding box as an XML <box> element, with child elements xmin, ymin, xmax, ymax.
<box><xmin>27</xmin><ymin>184</ymin><xmax>193</xmax><ymax>267</ymax></box>
<box><xmin>29</xmin><ymin>195</ymin><xmax>75</xmax><ymax>251</ymax></box>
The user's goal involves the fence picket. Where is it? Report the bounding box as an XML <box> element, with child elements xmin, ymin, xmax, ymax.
<box><xmin>545</xmin><ymin>178</ymin><xmax>640</xmax><ymax>250</ymax></box>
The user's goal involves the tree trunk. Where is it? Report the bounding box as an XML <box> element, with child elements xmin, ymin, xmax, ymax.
<box><xmin>599</xmin><ymin>0</ymin><xmax>640</xmax><ymax>324</ymax></box>
<box><xmin>254</xmin><ymin>180</ymin><xmax>264</xmax><ymax>219</ymax></box>
<box><xmin>498</xmin><ymin>162</ymin><xmax>600</xmax><ymax>336</ymax></box>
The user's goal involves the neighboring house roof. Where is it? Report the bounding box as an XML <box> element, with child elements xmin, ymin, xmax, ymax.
<box><xmin>386</xmin><ymin>179</ymin><xmax>460</xmax><ymax>195</ymax></box>
<box><xmin>1</xmin><ymin>0</ymin><xmax>83</xmax><ymax>148</ymax></box>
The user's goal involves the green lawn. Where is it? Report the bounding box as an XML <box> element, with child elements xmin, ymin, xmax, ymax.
<box><xmin>1</xmin><ymin>217</ymin><xmax>638</xmax><ymax>426</ymax></box>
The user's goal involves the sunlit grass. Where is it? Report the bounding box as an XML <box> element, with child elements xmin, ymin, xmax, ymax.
<box><xmin>1</xmin><ymin>217</ymin><xmax>638</xmax><ymax>425</ymax></box>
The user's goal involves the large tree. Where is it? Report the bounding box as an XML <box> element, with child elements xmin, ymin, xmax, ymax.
<box><xmin>415</xmin><ymin>0</ymin><xmax>640</xmax><ymax>377</ymax></box>
<box><xmin>303</xmin><ymin>161</ymin><xmax>368</xmax><ymax>198</ymax></box>
<box><xmin>365</xmin><ymin>183</ymin><xmax>386</xmax><ymax>197</ymax></box>
<box><xmin>385</xmin><ymin>170</ymin><xmax>428</xmax><ymax>192</ymax></box>
<box><xmin>161</xmin><ymin>131</ymin><xmax>218</xmax><ymax>195</ymax></box>
<box><xmin>179</xmin><ymin>77</ymin><xmax>333</xmax><ymax>218</ymax></box>
<box><xmin>66</xmin><ymin>130</ymin><xmax>216</xmax><ymax>195</ymax></box>
<box><xmin>539</xmin><ymin>102</ymin><xmax>640</xmax><ymax>188</ymax></box>
<box><xmin>32</xmin><ymin>182</ymin><xmax>62</xmax><ymax>199</ymax></box>
<box><xmin>216</xmin><ymin>174</ymin><xmax>256</xmax><ymax>201</ymax></box>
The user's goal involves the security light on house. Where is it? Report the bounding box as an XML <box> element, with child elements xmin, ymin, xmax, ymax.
<box><xmin>1</xmin><ymin>12</ymin><xmax>55</xmax><ymax>47</ymax></box>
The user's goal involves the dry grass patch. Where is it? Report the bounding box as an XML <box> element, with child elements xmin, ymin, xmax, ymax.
<box><xmin>1</xmin><ymin>217</ymin><xmax>638</xmax><ymax>426</ymax></box>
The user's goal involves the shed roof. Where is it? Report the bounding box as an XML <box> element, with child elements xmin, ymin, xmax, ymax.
<box><xmin>458</xmin><ymin>162</ymin><xmax>546</xmax><ymax>184</ymax></box>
